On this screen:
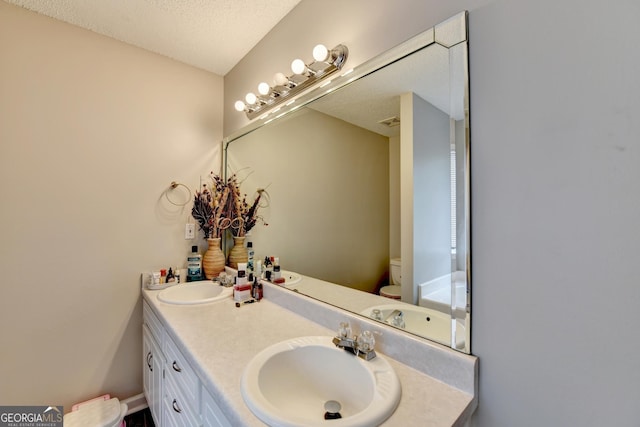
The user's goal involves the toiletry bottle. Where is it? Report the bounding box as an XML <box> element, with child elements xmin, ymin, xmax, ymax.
<box><xmin>237</xmin><ymin>269</ymin><xmax>247</xmax><ymax>286</ymax></box>
<box><xmin>256</xmin><ymin>281</ymin><xmax>263</xmax><ymax>301</ymax></box>
<box><xmin>187</xmin><ymin>246</ymin><xmax>202</xmax><ymax>282</ymax></box>
<box><xmin>254</xmin><ymin>260</ymin><xmax>262</xmax><ymax>279</ymax></box>
<box><xmin>252</xmin><ymin>277</ymin><xmax>258</xmax><ymax>299</ymax></box>
<box><xmin>166</xmin><ymin>267</ymin><xmax>175</xmax><ymax>283</ymax></box>
<box><xmin>247</xmin><ymin>241</ymin><xmax>254</xmax><ymax>274</ymax></box>
<box><xmin>160</xmin><ymin>269</ymin><xmax>167</xmax><ymax>284</ymax></box>
<box><xmin>175</xmin><ymin>268</ymin><xmax>181</xmax><ymax>284</ymax></box>
<box><xmin>264</xmin><ymin>256</ymin><xmax>273</xmax><ymax>279</ymax></box>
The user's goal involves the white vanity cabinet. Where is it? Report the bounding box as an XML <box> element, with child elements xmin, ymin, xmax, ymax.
<box><xmin>201</xmin><ymin>385</ymin><xmax>232</xmax><ymax>427</ymax></box>
<box><xmin>143</xmin><ymin>302</ymin><xmax>165</xmax><ymax>426</ymax></box>
<box><xmin>143</xmin><ymin>300</ymin><xmax>231</xmax><ymax>427</ymax></box>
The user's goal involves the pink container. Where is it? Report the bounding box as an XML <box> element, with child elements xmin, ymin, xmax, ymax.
<box><xmin>71</xmin><ymin>394</ymin><xmax>111</xmax><ymax>411</ymax></box>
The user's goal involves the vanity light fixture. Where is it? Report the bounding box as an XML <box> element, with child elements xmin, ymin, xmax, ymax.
<box><xmin>234</xmin><ymin>43</ymin><xmax>348</xmax><ymax>119</ymax></box>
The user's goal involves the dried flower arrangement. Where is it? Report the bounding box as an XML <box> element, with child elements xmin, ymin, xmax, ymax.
<box><xmin>191</xmin><ymin>172</ymin><xmax>268</xmax><ymax>238</ymax></box>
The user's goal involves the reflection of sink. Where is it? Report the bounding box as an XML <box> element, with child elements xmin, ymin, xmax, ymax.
<box><xmin>157</xmin><ymin>281</ymin><xmax>233</xmax><ymax>305</ymax></box>
<box><xmin>241</xmin><ymin>336</ymin><xmax>401</xmax><ymax>427</ymax></box>
<box><xmin>272</xmin><ymin>270</ymin><xmax>302</xmax><ymax>287</ymax></box>
<box><xmin>361</xmin><ymin>304</ymin><xmax>457</xmax><ymax>347</ymax></box>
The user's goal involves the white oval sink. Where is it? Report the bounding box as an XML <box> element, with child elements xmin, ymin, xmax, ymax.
<box><xmin>241</xmin><ymin>336</ymin><xmax>401</xmax><ymax>427</ymax></box>
<box><xmin>157</xmin><ymin>281</ymin><xmax>232</xmax><ymax>305</ymax></box>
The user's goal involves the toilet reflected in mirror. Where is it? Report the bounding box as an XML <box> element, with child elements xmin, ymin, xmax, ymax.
<box><xmin>379</xmin><ymin>258</ymin><xmax>402</xmax><ymax>300</ymax></box>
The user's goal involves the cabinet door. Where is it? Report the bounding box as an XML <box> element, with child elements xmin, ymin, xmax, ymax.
<box><xmin>201</xmin><ymin>385</ymin><xmax>232</xmax><ymax>427</ymax></box>
<box><xmin>143</xmin><ymin>325</ymin><xmax>164</xmax><ymax>426</ymax></box>
<box><xmin>143</xmin><ymin>326</ymin><xmax>153</xmax><ymax>400</ymax></box>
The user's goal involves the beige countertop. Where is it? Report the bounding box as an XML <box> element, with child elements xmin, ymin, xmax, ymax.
<box><xmin>142</xmin><ymin>281</ymin><xmax>477</xmax><ymax>426</ymax></box>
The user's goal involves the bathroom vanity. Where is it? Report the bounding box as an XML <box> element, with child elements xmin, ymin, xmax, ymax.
<box><xmin>142</xmin><ymin>279</ymin><xmax>477</xmax><ymax>426</ymax></box>
<box><xmin>142</xmin><ymin>11</ymin><xmax>475</xmax><ymax>425</ymax></box>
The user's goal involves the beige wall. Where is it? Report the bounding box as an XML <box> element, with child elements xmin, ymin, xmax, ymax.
<box><xmin>226</xmin><ymin>108</ymin><xmax>389</xmax><ymax>292</ymax></box>
<box><xmin>0</xmin><ymin>2</ymin><xmax>222</xmax><ymax>410</ymax></box>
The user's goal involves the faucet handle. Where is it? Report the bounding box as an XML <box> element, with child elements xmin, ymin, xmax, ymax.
<box><xmin>356</xmin><ymin>330</ymin><xmax>377</xmax><ymax>361</ymax></box>
<box><xmin>391</xmin><ymin>311</ymin><xmax>405</xmax><ymax>329</ymax></box>
<box><xmin>357</xmin><ymin>330</ymin><xmax>375</xmax><ymax>352</ymax></box>
<box><xmin>337</xmin><ymin>322</ymin><xmax>352</xmax><ymax>339</ymax></box>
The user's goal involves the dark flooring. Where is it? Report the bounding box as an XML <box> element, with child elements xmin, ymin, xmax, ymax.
<box><xmin>123</xmin><ymin>408</ymin><xmax>155</xmax><ymax>427</ymax></box>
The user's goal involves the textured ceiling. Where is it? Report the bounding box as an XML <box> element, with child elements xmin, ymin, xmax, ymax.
<box><xmin>5</xmin><ymin>0</ymin><xmax>302</xmax><ymax>75</ymax></box>
<box><xmin>310</xmin><ymin>43</ymin><xmax>462</xmax><ymax>137</ymax></box>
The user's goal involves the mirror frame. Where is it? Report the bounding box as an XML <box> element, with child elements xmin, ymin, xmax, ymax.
<box><xmin>223</xmin><ymin>11</ymin><xmax>470</xmax><ymax>353</ymax></box>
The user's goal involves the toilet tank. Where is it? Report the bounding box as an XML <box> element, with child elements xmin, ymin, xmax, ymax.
<box><xmin>390</xmin><ymin>258</ymin><xmax>401</xmax><ymax>285</ymax></box>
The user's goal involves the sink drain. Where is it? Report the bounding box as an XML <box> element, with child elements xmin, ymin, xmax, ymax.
<box><xmin>324</xmin><ymin>400</ymin><xmax>342</xmax><ymax>420</ymax></box>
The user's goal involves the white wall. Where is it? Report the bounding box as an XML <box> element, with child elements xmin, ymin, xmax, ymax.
<box><xmin>225</xmin><ymin>0</ymin><xmax>640</xmax><ymax>425</ymax></box>
<box><xmin>401</xmin><ymin>92</ymin><xmax>452</xmax><ymax>305</ymax></box>
<box><xmin>389</xmin><ymin>135</ymin><xmax>401</xmax><ymax>259</ymax></box>
<box><xmin>0</xmin><ymin>2</ymin><xmax>223</xmax><ymax>411</ymax></box>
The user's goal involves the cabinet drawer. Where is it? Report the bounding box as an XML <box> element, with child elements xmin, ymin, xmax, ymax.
<box><xmin>164</xmin><ymin>333</ymin><xmax>199</xmax><ymax>406</ymax></box>
<box><xmin>164</xmin><ymin>373</ymin><xmax>200</xmax><ymax>427</ymax></box>
<box><xmin>143</xmin><ymin>301</ymin><xmax>164</xmax><ymax>346</ymax></box>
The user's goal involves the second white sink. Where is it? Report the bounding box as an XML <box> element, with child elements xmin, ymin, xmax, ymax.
<box><xmin>241</xmin><ymin>336</ymin><xmax>401</xmax><ymax>427</ymax></box>
<box><xmin>157</xmin><ymin>281</ymin><xmax>232</xmax><ymax>305</ymax></box>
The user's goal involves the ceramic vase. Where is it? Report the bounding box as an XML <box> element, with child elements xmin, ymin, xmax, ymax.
<box><xmin>203</xmin><ymin>237</ymin><xmax>225</xmax><ymax>279</ymax></box>
<box><xmin>228</xmin><ymin>236</ymin><xmax>248</xmax><ymax>269</ymax></box>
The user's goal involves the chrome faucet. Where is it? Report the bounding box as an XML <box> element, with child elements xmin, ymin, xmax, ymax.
<box><xmin>383</xmin><ymin>309</ymin><xmax>405</xmax><ymax>329</ymax></box>
<box><xmin>332</xmin><ymin>322</ymin><xmax>377</xmax><ymax>361</ymax></box>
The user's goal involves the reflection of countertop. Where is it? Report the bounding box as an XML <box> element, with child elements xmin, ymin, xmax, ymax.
<box><xmin>285</xmin><ymin>273</ymin><xmax>391</xmax><ymax>313</ymax></box>
<box><xmin>283</xmin><ymin>273</ymin><xmax>464</xmax><ymax>348</ymax></box>
<box><xmin>143</xmin><ymin>280</ymin><xmax>477</xmax><ymax>426</ymax></box>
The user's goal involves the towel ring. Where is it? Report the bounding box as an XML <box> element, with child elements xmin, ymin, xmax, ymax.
<box><xmin>165</xmin><ymin>181</ymin><xmax>192</xmax><ymax>207</ymax></box>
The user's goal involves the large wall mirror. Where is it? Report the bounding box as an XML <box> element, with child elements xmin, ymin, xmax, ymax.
<box><xmin>224</xmin><ymin>12</ymin><xmax>470</xmax><ymax>353</ymax></box>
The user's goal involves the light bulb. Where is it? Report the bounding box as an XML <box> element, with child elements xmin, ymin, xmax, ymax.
<box><xmin>245</xmin><ymin>92</ymin><xmax>257</xmax><ymax>105</ymax></box>
<box><xmin>291</xmin><ymin>58</ymin><xmax>306</xmax><ymax>75</ymax></box>
<box><xmin>258</xmin><ymin>82</ymin><xmax>270</xmax><ymax>96</ymax></box>
<box><xmin>312</xmin><ymin>44</ymin><xmax>329</xmax><ymax>62</ymax></box>
<box><xmin>234</xmin><ymin>100</ymin><xmax>246</xmax><ymax>112</ymax></box>
<box><xmin>273</xmin><ymin>72</ymin><xmax>289</xmax><ymax>86</ymax></box>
